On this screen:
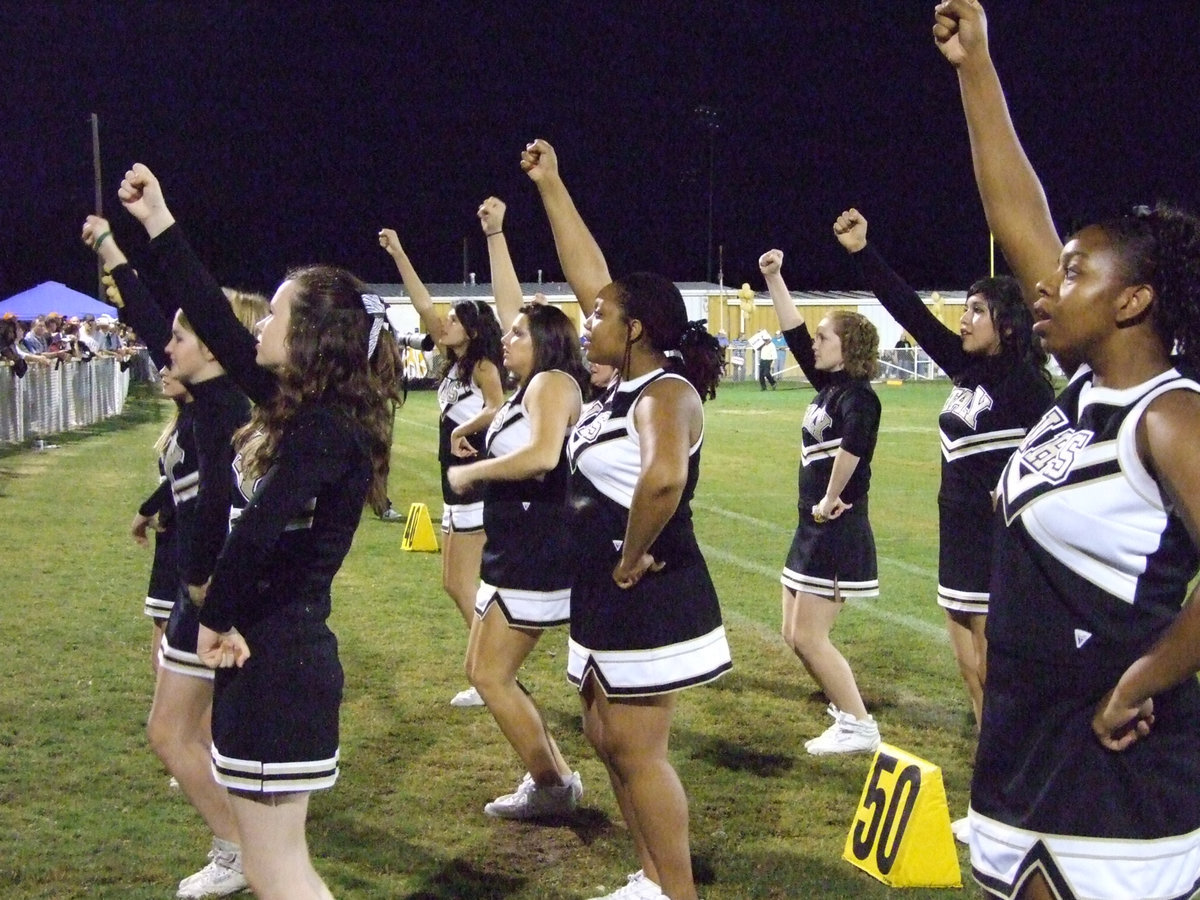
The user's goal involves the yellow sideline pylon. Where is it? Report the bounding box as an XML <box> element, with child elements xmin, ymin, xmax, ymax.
<box><xmin>842</xmin><ymin>743</ymin><xmax>961</xmax><ymax>888</ymax></box>
<box><xmin>401</xmin><ymin>502</ymin><xmax>439</xmax><ymax>552</ymax></box>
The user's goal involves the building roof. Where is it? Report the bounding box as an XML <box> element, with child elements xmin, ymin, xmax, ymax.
<box><xmin>367</xmin><ymin>282</ymin><xmax>967</xmax><ymax>306</ymax></box>
<box><xmin>365</xmin><ymin>281</ymin><xmax>734</xmax><ymax>302</ymax></box>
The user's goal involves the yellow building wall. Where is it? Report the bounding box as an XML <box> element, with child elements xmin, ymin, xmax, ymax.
<box><xmin>705</xmin><ymin>293</ymin><xmax>963</xmax><ymax>376</ymax></box>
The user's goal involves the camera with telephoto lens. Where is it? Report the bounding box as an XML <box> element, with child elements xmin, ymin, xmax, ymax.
<box><xmin>398</xmin><ymin>333</ymin><xmax>434</xmax><ymax>351</ymax></box>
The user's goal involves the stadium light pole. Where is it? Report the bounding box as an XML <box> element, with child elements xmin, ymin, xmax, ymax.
<box><xmin>91</xmin><ymin>113</ymin><xmax>103</xmax><ymax>301</ymax></box>
<box><xmin>694</xmin><ymin>105</ymin><xmax>722</xmax><ymax>284</ymax></box>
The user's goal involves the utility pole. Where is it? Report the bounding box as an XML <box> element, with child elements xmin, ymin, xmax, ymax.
<box><xmin>91</xmin><ymin>113</ymin><xmax>103</xmax><ymax>300</ymax></box>
<box><xmin>694</xmin><ymin>105</ymin><xmax>722</xmax><ymax>284</ymax></box>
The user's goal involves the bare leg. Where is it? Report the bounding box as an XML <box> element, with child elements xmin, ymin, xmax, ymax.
<box><xmin>146</xmin><ymin>669</ymin><xmax>238</xmax><ymax>842</ymax></box>
<box><xmin>971</xmin><ymin>613</ymin><xmax>988</xmax><ymax>702</ymax></box>
<box><xmin>945</xmin><ymin>608</ymin><xmax>988</xmax><ymax>730</ymax></box>
<box><xmin>442</xmin><ymin>528</ymin><xmax>485</xmax><ymax>627</ymax></box>
<box><xmin>1018</xmin><ymin>871</ymin><xmax>1061</xmax><ymax>900</ymax></box>
<box><xmin>583</xmin><ymin>680</ymin><xmax>697</xmax><ymax>900</ymax></box>
<box><xmin>581</xmin><ymin>681</ymin><xmax>654</xmax><ymax>881</ymax></box>
<box><xmin>229</xmin><ymin>791</ymin><xmax>332</xmax><ymax>900</ymax></box>
<box><xmin>150</xmin><ymin>621</ymin><xmax>165</xmax><ymax>676</ymax></box>
<box><xmin>466</xmin><ymin>606</ymin><xmax>570</xmax><ymax>783</ymax></box>
<box><xmin>781</xmin><ymin>586</ymin><xmax>868</xmax><ymax>719</ymax></box>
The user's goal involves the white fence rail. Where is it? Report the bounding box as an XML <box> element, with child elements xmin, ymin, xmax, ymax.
<box><xmin>0</xmin><ymin>356</ymin><xmax>137</xmax><ymax>444</ymax></box>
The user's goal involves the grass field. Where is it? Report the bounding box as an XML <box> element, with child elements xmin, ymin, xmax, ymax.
<box><xmin>0</xmin><ymin>377</ymin><xmax>982</xmax><ymax>899</ymax></box>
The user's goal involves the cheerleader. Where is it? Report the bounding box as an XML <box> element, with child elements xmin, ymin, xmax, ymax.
<box><xmin>379</xmin><ymin>226</ymin><xmax>505</xmax><ymax>708</ymax></box>
<box><xmin>85</xmin><ymin>217</ymin><xmax>186</xmax><ymax>663</ymax></box>
<box><xmin>833</xmin><ymin>208</ymin><xmax>1053</xmax><ymax>729</ymax></box>
<box><xmin>132</xmin><ymin>374</ymin><xmax>185</xmax><ymax>671</ymax></box>
<box><xmin>524</xmin><ymin>137</ymin><xmax>729</xmax><ymax>900</ymax></box>
<box><xmin>447</xmin><ymin>302</ymin><xmax>590</xmax><ymax>819</ymax></box>
<box><xmin>118</xmin><ymin>163</ymin><xmax>402</xmax><ymax>900</ymax></box>
<box><xmin>84</xmin><ymin>216</ymin><xmax>250</xmax><ymax>900</ymax></box>
<box><xmin>760</xmin><ymin>248</ymin><xmax>883</xmax><ymax>756</ymax></box>
<box><xmin>937</xmin><ymin>2</ymin><xmax>1200</xmax><ymax>897</ymax></box>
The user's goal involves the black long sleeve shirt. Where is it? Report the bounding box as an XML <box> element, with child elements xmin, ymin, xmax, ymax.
<box><xmin>146</xmin><ymin>223</ymin><xmax>371</xmax><ymax>638</ymax></box>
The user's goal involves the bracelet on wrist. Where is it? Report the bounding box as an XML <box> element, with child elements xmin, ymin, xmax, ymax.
<box><xmin>485</xmin><ymin>230</ymin><xmax>503</xmax><ymax>237</ymax></box>
<box><xmin>93</xmin><ymin>230</ymin><xmax>112</xmax><ymax>251</ymax></box>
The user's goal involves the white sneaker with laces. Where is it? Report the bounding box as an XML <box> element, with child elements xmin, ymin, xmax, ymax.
<box><xmin>379</xmin><ymin>505</ymin><xmax>403</xmax><ymax>522</ymax></box>
<box><xmin>805</xmin><ymin>704</ymin><xmax>881</xmax><ymax>756</ymax></box>
<box><xmin>176</xmin><ymin>838</ymin><xmax>248</xmax><ymax>898</ymax></box>
<box><xmin>951</xmin><ymin>815</ymin><xmax>971</xmax><ymax>844</ymax></box>
<box><xmin>450</xmin><ymin>686</ymin><xmax>485</xmax><ymax>707</ymax></box>
<box><xmin>484</xmin><ymin>771</ymin><xmax>582</xmax><ymax>819</ymax></box>
<box><xmin>588</xmin><ymin>869</ymin><xmax>665</xmax><ymax>899</ymax></box>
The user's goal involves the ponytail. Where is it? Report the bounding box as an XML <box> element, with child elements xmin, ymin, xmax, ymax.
<box><xmin>671</xmin><ymin>319</ymin><xmax>723</xmax><ymax>401</ymax></box>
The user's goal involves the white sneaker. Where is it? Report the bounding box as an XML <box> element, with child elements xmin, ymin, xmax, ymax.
<box><xmin>450</xmin><ymin>686</ymin><xmax>485</xmax><ymax>707</ymax></box>
<box><xmin>588</xmin><ymin>869</ymin><xmax>665</xmax><ymax>899</ymax></box>
<box><xmin>951</xmin><ymin>816</ymin><xmax>971</xmax><ymax>844</ymax></box>
<box><xmin>176</xmin><ymin>839</ymin><xmax>247</xmax><ymax>898</ymax></box>
<box><xmin>379</xmin><ymin>505</ymin><xmax>403</xmax><ymax>522</ymax></box>
<box><xmin>484</xmin><ymin>771</ymin><xmax>582</xmax><ymax>819</ymax></box>
<box><xmin>805</xmin><ymin>704</ymin><xmax>881</xmax><ymax>756</ymax></box>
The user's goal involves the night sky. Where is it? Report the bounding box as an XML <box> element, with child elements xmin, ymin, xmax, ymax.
<box><xmin>5</xmin><ymin>2</ymin><xmax>1200</xmax><ymax>304</ymax></box>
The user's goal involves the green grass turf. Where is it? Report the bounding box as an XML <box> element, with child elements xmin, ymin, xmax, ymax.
<box><xmin>1</xmin><ymin>378</ymin><xmax>983</xmax><ymax>898</ymax></box>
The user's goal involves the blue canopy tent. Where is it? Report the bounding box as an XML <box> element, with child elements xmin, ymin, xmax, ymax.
<box><xmin>0</xmin><ymin>281</ymin><xmax>114</xmax><ymax>319</ymax></box>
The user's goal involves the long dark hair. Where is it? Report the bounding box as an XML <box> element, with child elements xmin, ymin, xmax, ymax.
<box><xmin>234</xmin><ymin>265</ymin><xmax>404</xmax><ymax>515</ymax></box>
<box><xmin>1086</xmin><ymin>204</ymin><xmax>1200</xmax><ymax>372</ymax></box>
<box><xmin>440</xmin><ymin>299</ymin><xmax>504</xmax><ymax>387</ymax></box>
<box><xmin>612</xmin><ymin>272</ymin><xmax>723</xmax><ymax>400</ymax></box>
<box><xmin>966</xmin><ymin>275</ymin><xmax>1051</xmax><ymax>386</ymax></box>
<box><xmin>512</xmin><ymin>303</ymin><xmax>589</xmax><ymax>403</ymax></box>
<box><xmin>0</xmin><ymin>317</ymin><xmax>17</xmax><ymax>348</ymax></box>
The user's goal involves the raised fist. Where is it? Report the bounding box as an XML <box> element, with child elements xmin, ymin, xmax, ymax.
<box><xmin>758</xmin><ymin>249</ymin><xmax>784</xmax><ymax>277</ymax></box>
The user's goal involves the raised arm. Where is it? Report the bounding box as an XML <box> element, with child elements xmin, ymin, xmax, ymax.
<box><xmin>933</xmin><ymin>0</ymin><xmax>1061</xmax><ymax>306</ymax></box>
<box><xmin>759</xmin><ymin>248</ymin><xmax>826</xmax><ymax>386</ymax></box>
<box><xmin>479</xmin><ymin>197</ymin><xmax>523</xmax><ymax>332</ymax></box>
<box><xmin>81</xmin><ymin>215</ymin><xmax>171</xmax><ymax>371</ymax></box>
<box><xmin>119</xmin><ymin>164</ymin><xmax>276</xmax><ymax>403</ymax></box>
<box><xmin>378</xmin><ymin>228</ymin><xmax>448</xmax><ymax>344</ymax></box>
<box><xmin>521</xmin><ymin>139</ymin><xmax>609</xmax><ymax>317</ymax></box>
<box><xmin>833</xmin><ymin>209</ymin><xmax>967</xmax><ymax>374</ymax></box>
<box><xmin>758</xmin><ymin>249</ymin><xmax>802</xmax><ymax>332</ymax></box>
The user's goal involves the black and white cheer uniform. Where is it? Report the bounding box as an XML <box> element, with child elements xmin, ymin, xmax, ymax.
<box><xmin>438</xmin><ymin>362</ymin><xmax>486</xmax><ymax>532</ymax></box>
<box><xmin>565</xmin><ymin>369</ymin><xmax>731</xmax><ymax>696</ymax></box>
<box><xmin>111</xmin><ymin>265</ymin><xmax>181</xmax><ymax>625</ymax></box>
<box><xmin>150</xmin><ymin>224</ymin><xmax>361</xmax><ymax>794</ymax></box>
<box><xmin>970</xmin><ymin>365</ymin><xmax>1200</xmax><ymax>900</ymax></box>
<box><xmin>474</xmin><ymin>372</ymin><xmax>580</xmax><ymax>627</ymax></box>
<box><xmin>856</xmin><ymin>245</ymin><xmax>1053</xmax><ymax>613</ymax></box>
<box><xmin>113</xmin><ymin>263</ymin><xmax>249</xmax><ymax>679</ymax></box>
<box><xmin>780</xmin><ymin>324</ymin><xmax>881</xmax><ymax>600</ymax></box>
<box><xmin>138</xmin><ymin>471</ymin><xmax>178</xmax><ymax>621</ymax></box>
